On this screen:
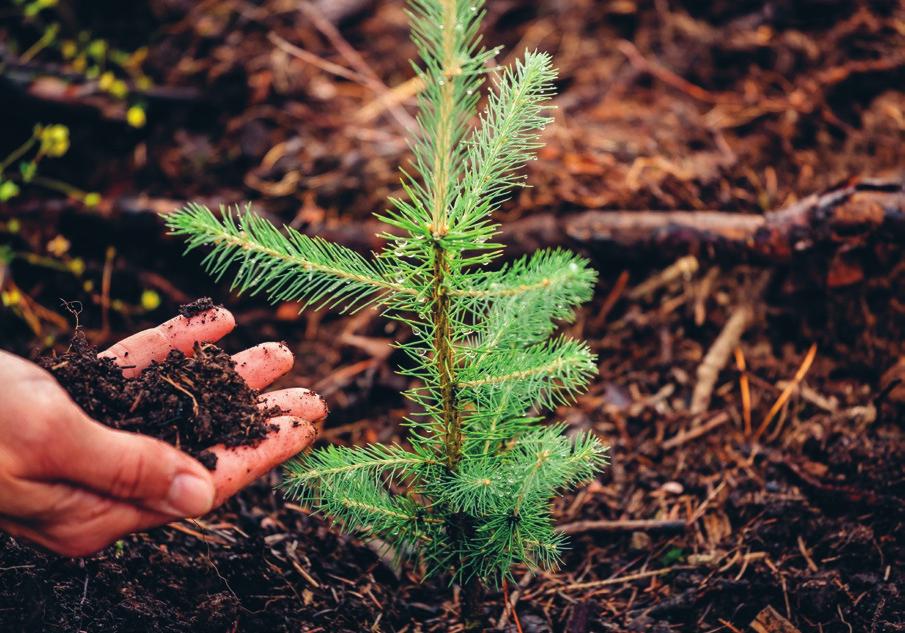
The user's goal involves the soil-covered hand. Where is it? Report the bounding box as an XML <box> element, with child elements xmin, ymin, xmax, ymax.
<box><xmin>0</xmin><ymin>306</ymin><xmax>326</xmax><ymax>557</ymax></box>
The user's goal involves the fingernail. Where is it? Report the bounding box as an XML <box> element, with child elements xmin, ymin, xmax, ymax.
<box><xmin>162</xmin><ymin>473</ymin><xmax>214</xmax><ymax>517</ymax></box>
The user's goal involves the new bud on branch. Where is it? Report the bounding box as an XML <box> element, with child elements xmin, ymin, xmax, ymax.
<box><xmin>166</xmin><ymin>0</ymin><xmax>607</xmax><ymax>622</ymax></box>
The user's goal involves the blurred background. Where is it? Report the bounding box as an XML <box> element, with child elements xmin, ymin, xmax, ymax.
<box><xmin>1</xmin><ymin>1</ymin><xmax>903</xmax><ymax>631</ymax></box>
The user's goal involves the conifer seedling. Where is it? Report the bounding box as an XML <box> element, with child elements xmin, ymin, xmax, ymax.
<box><xmin>166</xmin><ymin>0</ymin><xmax>607</xmax><ymax>625</ymax></box>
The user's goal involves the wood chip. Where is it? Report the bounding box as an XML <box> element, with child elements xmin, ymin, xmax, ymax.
<box><xmin>749</xmin><ymin>605</ymin><xmax>802</xmax><ymax>633</ymax></box>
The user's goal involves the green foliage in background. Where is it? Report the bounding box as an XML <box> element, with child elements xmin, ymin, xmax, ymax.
<box><xmin>8</xmin><ymin>0</ymin><xmax>149</xmax><ymax>127</ymax></box>
<box><xmin>0</xmin><ymin>124</ymin><xmax>100</xmax><ymax>206</ymax></box>
<box><xmin>167</xmin><ymin>0</ymin><xmax>606</xmax><ymax>590</ymax></box>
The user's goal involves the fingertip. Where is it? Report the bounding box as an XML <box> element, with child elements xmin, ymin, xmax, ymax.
<box><xmin>98</xmin><ymin>307</ymin><xmax>235</xmax><ymax>377</ymax></box>
<box><xmin>163</xmin><ymin>470</ymin><xmax>216</xmax><ymax>517</ymax></box>
<box><xmin>98</xmin><ymin>329</ymin><xmax>171</xmax><ymax>378</ymax></box>
<box><xmin>209</xmin><ymin>416</ymin><xmax>316</xmax><ymax>506</ymax></box>
<box><xmin>232</xmin><ymin>342</ymin><xmax>294</xmax><ymax>389</ymax></box>
<box><xmin>258</xmin><ymin>388</ymin><xmax>328</xmax><ymax>422</ymax></box>
<box><xmin>160</xmin><ymin>307</ymin><xmax>236</xmax><ymax>354</ymax></box>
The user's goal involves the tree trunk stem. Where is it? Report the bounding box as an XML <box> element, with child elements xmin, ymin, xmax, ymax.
<box><xmin>460</xmin><ymin>573</ymin><xmax>484</xmax><ymax>632</ymax></box>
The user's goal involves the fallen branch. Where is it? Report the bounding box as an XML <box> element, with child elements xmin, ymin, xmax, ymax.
<box><xmin>566</xmin><ymin>176</ymin><xmax>905</xmax><ymax>264</ymax></box>
<box><xmin>357</xmin><ymin>75</ymin><xmax>424</xmax><ymax>123</ymax></box>
<box><xmin>0</xmin><ymin>60</ymin><xmax>200</xmax><ymax>123</ymax></box>
<box><xmin>558</xmin><ymin>518</ymin><xmax>687</xmax><ymax>536</ymax></box>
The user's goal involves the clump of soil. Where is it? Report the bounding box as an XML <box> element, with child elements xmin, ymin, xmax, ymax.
<box><xmin>37</xmin><ymin>328</ymin><xmax>278</xmax><ymax>470</ymax></box>
<box><xmin>178</xmin><ymin>296</ymin><xmax>218</xmax><ymax>318</ymax></box>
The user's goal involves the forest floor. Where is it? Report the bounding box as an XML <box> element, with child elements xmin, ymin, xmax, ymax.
<box><xmin>1</xmin><ymin>1</ymin><xmax>904</xmax><ymax>631</ymax></box>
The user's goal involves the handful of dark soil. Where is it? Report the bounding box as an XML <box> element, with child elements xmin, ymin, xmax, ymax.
<box><xmin>38</xmin><ymin>330</ymin><xmax>278</xmax><ymax>470</ymax></box>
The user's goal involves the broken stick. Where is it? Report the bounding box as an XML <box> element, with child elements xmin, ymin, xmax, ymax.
<box><xmin>566</xmin><ymin>176</ymin><xmax>905</xmax><ymax>263</ymax></box>
<box><xmin>558</xmin><ymin>518</ymin><xmax>687</xmax><ymax>536</ymax></box>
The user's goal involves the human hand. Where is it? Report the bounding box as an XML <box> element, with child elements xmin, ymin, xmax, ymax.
<box><xmin>0</xmin><ymin>306</ymin><xmax>326</xmax><ymax>556</ymax></box>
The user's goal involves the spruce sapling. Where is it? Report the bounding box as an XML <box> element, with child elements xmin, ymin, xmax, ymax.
<box><xmin>166</xmin><ymin>0</ymin><xmax>607</xmax><ymax>624</ymax></box>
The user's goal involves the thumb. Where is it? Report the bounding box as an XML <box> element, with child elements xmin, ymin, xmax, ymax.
<box><xmin>51</xmin><ymin>410</ymin><xmax>215</xmax><ymax>518</ymax></box>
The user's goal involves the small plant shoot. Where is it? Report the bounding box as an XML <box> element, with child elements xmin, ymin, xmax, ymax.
<box><xmin>167</xmin><ymin>0</ymin><xmax>607</xmax><ymax>613</ymax></box>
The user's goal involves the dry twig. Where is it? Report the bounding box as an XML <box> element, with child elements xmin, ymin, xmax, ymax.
<box><xmin>628</xmin><ymin>255</ymin><xmax>698</xmax><ymax>300</ymax></box>
<box><xmin>734</xmin><ymin>346</ymin><xmax>752</xmax><ymax>435</ymax></box>
<box><xmin>268</xmin><ymin>32</ymin><xmax>367</xmax><ymax>83</ymax></box>
<box><xmin>662</xmin><ymin>411</ymin><xmax>730</xmax><ymax>450</ymax></box>
<box><xmin>754</xmin><ymin>343</ymin><xmax>818</xmax><ymax>441</ymax></box>
<box><xmin>298</xmin><ymin>1</ymin><xmax>416</xmax><ymax>131</ymax></box>
<box><xmin>548</xmin><ymin>567</ymin><xmax>684</xmax><ymax>594</ymax></box>
<box><xmin>691</xmin><ymin>307</ymin><xmax>753</xmax><ymax>414</ymax></box>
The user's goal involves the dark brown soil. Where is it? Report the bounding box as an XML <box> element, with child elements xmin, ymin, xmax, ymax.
<box><xmin>0</xmin><ymin>484</ymin><xmax>429</xmax><ymax>633</ymax></box>
<box><xmin>178</xmin><ymin>297</ymin><xmax>219</xmax><ymax>319</ymax></box>
<box><xmin>36</xmin><ymin>328</ymin><xmax>277</xmax><ymax>470</ymax></box>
